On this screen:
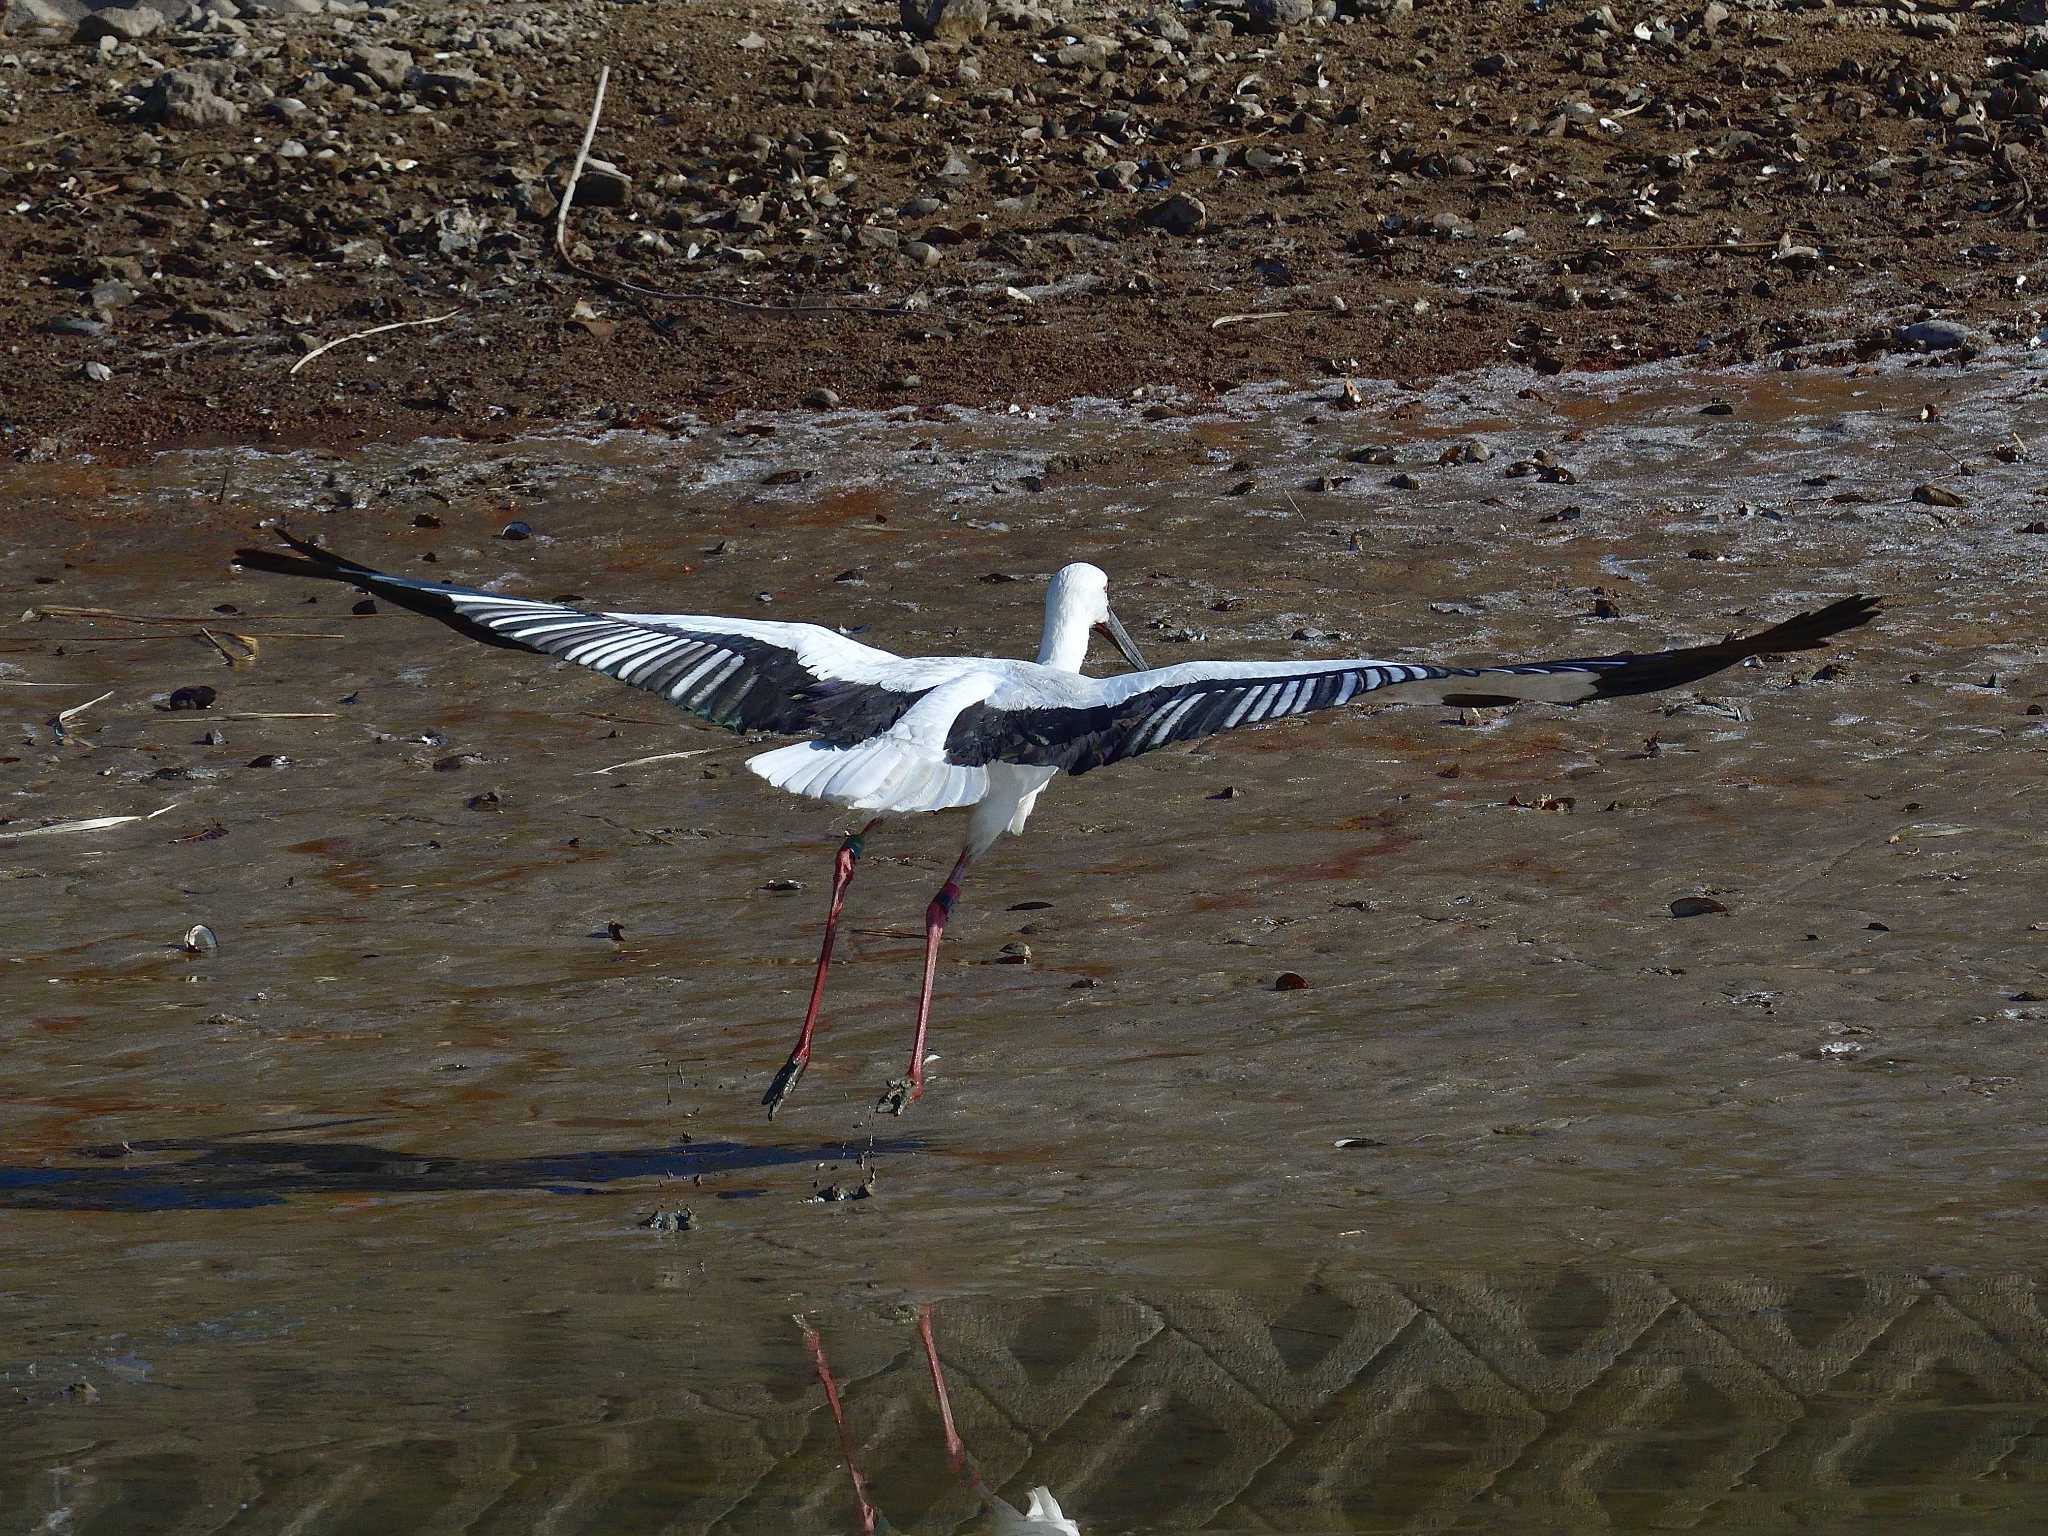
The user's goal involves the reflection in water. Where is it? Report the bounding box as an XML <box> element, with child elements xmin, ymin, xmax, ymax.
<box><xmin>0</xmin><ymin>1130</ymin><xmax>920</xmax><ymax>1212</ymax></box>
<box><xmin>803</xmin><ymin>1308</ymin><xmax>1080</xmax><ymax>1535</ymax></box>
<box><xmin>10</xmin><ymin>1268</ymin><xmax>2048</xmax><ymax>1530</ymax></box>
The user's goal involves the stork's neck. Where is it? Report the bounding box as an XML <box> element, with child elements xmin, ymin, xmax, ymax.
<box><xmin>1036</xmin><ymin>607</ymin><xmax>1091</xmax><ymax>673</ymax></box>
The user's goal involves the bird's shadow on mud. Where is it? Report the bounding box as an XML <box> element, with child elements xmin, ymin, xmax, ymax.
<box><xmin>0</xmin><ymin>1123</ymin><xmax>920</xmax><ymax>1213</ymax></box>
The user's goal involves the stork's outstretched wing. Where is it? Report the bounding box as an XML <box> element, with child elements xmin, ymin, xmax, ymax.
<box><xmin>943</xmin><ymin>595</ymin><xmax>1881</xmax><ymax>775</ymax></box>
<box><xmin>233</xmin><ymin>529</ymin><xmax>924</xmax><ymax>740</ymax></box>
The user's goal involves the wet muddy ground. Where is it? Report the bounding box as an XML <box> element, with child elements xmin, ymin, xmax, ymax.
<box><xmin>4</xmin><ymin>355</ymin><xmax>2048</xmax><ymax>1529</ymax></box>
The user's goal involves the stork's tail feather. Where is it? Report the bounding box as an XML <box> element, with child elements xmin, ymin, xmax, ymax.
<box><xmin>232</xmin><ymin>527</ymin><xmax>538</xmax><ymax>653</ymax></box>
<box><xmin>1584</xmin><ymin>593</ymin><xmax>1882</xmax><ymax>700</ymax></box>
<box><xmin>747</xmin><ymin>740</ymin><xmax>987</xmax><ymax>814</ymax></box>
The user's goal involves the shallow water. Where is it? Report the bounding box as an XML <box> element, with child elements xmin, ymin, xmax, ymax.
<box><xmin>3</xmin><ymin>353</ymin><xmax>2047</xmax><ymax>1530</ymax></box>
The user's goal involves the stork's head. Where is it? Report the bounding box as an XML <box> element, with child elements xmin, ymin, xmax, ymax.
<box><xmin>1042</xmin><ymin>562</ymin><xmax>1147</xmax><ymax>673</ymax></box>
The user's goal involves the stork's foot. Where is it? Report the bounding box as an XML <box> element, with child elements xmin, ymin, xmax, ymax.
<box><xmin>875</xmin><ymin>1076</ymin><xmax>922</xmax><ymax>1116</ymax></box>
<box><xmin>762</xmin><ymin>1054</ymin><xmax>809</xmax><ymax>1119</ymax></box>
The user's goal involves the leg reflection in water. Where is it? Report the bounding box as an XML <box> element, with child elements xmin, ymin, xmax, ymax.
<box><xmin>800</xmin><ymin>1306</ymin><xmax>1080</xmax><ymax>1535</ymax></box>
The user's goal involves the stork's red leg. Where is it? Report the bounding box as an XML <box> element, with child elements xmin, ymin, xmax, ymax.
<box><xmin>916</xmin><ymin>1307</ymin><xmax>971</xmax><ymax>1476</ymax></box>
<box><xmin>763</xmin><ymin>821</ymin><xmax>879</xmax><ymax>1117</ymax></box>
<box><xmin>879</xmin><ymin>850</ymin><xmax>970</xmax><ymax>1115</ymax></box>
<box><xmin>802</xmin><ymin>1322</ymin><xmax>878</xmax><ymax>1536</ymax></box>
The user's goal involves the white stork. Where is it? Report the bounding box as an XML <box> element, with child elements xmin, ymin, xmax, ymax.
<box><xmin>234</xmin><ymin>530</ymin><xmax>1878</xmax><ymax>1115</ymax></box>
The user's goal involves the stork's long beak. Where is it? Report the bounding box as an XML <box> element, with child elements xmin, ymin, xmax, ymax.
<box><xmin>1097</xmin><ymin>610</ymin><xmax>1149</xmax><ymax>672</ymax></box>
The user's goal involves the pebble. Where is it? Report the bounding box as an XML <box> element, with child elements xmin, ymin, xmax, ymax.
<box><xmin>347</xmin><ymin>44</ymin><xmax>411</xmax><ymax>91</ymax></box>
<box><xmin>901</xmin><ymin>0</ymin><xmax>991</xmax><ymax>42</ymax></box>
<box><xmin>1250</xmin><ymin>0</ymin><xmax>1314</xmax><ymax>27</ymax></box>
<box><xmin>75</xmin><ymin>5</ymin><xmax>163</xmax><ymax>44</ymax></box>
<box><xmin>1897</xmin><ymin>319</ymin><xmax>1971</xmax><ymax>352</ymax></box>
<box><xmin>1143</xmin><ymin>192</ymin><xmax>1206</xmax><ymax>235</ymax></box>
<box><xmin>142</xmin><ymin>70</ymin><xmax>241</xmax><ymax>129</ymax></box>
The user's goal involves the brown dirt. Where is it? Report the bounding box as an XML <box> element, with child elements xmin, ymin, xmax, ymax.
<box><xmin>4</xmin><ymin>0</ymin><xmax>2045</xmax><ymax>461</ymax></box>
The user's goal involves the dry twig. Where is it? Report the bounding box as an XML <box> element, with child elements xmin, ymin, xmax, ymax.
<box><xmin>288</xmin><ymin>309</ymin><xmax>464</xmax><ymax>377</ymax></box>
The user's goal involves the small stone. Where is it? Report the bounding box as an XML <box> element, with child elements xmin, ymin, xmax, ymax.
<box><xmin>347</xmin><ymin>44</ymin><xmax>411</xmax><ymax>91</ymax></box>
<box><xmin>1142</xmin><ymin>192</ymin><xmax>1206</xmax><ymax>235</ymax></box>
<box><xmin>568</xmin><ymin>158</ymin><xmax>631</xmax><ymax>208</ymax></box>
<box><xmin>1055</xmin><ymin>40</ymin><xmax>1110</xmax><ymax>68</ymax></box>
<box><xmin>804</xmin><ymin>387</ymin><xmax>841</xmax><ymax>408</ymax></box>
<box><xmin>141</xmin><ymin>70</ymin><xmax>241</xmax><ymax>129</ymax></box>
<box><xmin>1670</xmin><ymin>895</ymin><xmax>1729</xmax><ymax>918</ymax></box>
<box><xmin>75</xmin><ymin>5</ymin><xmax>162</xmax><ymax>44</ymax></box>
<box><xmin>173</xmin><ymin>307</ymin><xmax>254</xmax><ymax>336</ymax></box>
<box><xmin>80</xmin><ymin>361</ymin><xmax>113</xmax><ymax>383</ymax></box>
<box><xmin>167</xmin><ymin>686</ymin><xmax>217</xmax><ymax>711</ymax></box>
<box><xmin>900</xmin><ymin>0</ymin><xmax>990</xmax><ymax>41</ymax></box>
<box><xmin>1912</xmin><ymin>484</ymin><xmax>1969</xmax><ymax>508</ymax></box>
<box><xmin>1274</xmin><ymin>971</ymin><xmax>1310</xmax><ymax>990</ymax></box>
<box><xmin>1249</xmin><ymin>0</ymin><xmax>1314</xmax><ymax>27</ymax></box>
<box><xmin>499</xmin><ymin>520</ymin><xmax>533</xmax><ymax>540</ymax></box>
<box><xmin>1897</xmin><ymin>319</ymin><xmax>1971</xmax><ymax>352</ymax></box>
<box><xmin>903</xmin><ymin>239</ymin><xmax>941</xmax><ymax>268</ymax></box>
<box><xmin>408</xmin><ymin>66</ymin><xmax>484</xmax><ymax>100</ymax></box>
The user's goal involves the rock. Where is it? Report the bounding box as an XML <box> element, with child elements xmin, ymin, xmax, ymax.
<box><xmin>407</xmin><ymin>66</ymin><xmax>484</xmax><ymax>100</ymax></box>
<box><xmin>75</xmin><ymin>4</ymin><xmax>161</xmax><ymax>43</ymax></box>
<box><xmin>140</xmin><ymin>70</ymin><xmax>241</xmax><ymax>129</ymax></box>
<box><xmin>561</xmin><ymin>157</ymin><xmax>630</xmax><ymax>207</ymax></box>
<box><xmin>903</xmin><ymin>239</ymin><xmax>941</xmax><ymax>267</ymax></box>
<box><xmin>346</xmin><ymin>44</ymin><xmax>410</xmax><ymax>92</ymax></box>
<box><xmin>1670</xmin><ymin>895</ymin><xmax>1729</xmax><ymax>918</ymax></box>
<box><xmin>893</xmin><ymin>44</ymin><xmax>931</xmax><ymax>76</ymax></box>
<box><xmin>900</xmin><ymin>0</ymin><xmax>990</xmax><ymax>42</ymax></box>
<box><xmin>1056</xmin><ymin>40</ymin><xmax>1110</xmax><ymax>68</ymax></box>
<box><xmin>1249</xmin><ymin>0</ymin><xmax>1314</xmax><ymax>28</ymax></box>
<box><xmin>1896</xmin><ymin>318</ymin><xmax>1971</xmax><ymax>352</ymax></box>
<box><xmin>81</xmin><ymin>361</ymin><xmax>113</xmax><ymax>383</ymax></box>
<box><xmin>804</xmin><ymin>387</ymin><xmax>841</xmax><ymax>408</ymax></box>
<box><xmin>5</xmin><ymin>0</ymin><xmax>87</xmax><ymax>35</ymax></box>
<box><xmin>434</xmin><ymin>206</ymin><xmax>486</xmax><ymax>255</ymax></box>
<box><xmin>172</xmin><ymin>306</ymin><xmax>255</xmax><ymax>335</ymax></box>
<box><xmin>1912</xmin><ymin>484</ymin><xmax>1969</xmax><ymax>508</ymax></box>
<box><xmin>335</xmin><ymin>237</ymin><xmax>388</xmax><ymax>267</ymax></box>
<box><xmin>1142</xmin><ymin>191</ymin><xmax>1206</xmax><ymax>234</ymax></box>
<box><xmin>90</xmin><ymin>280</ymin><xmax>138</xmax><ymax>310</ymax></box>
